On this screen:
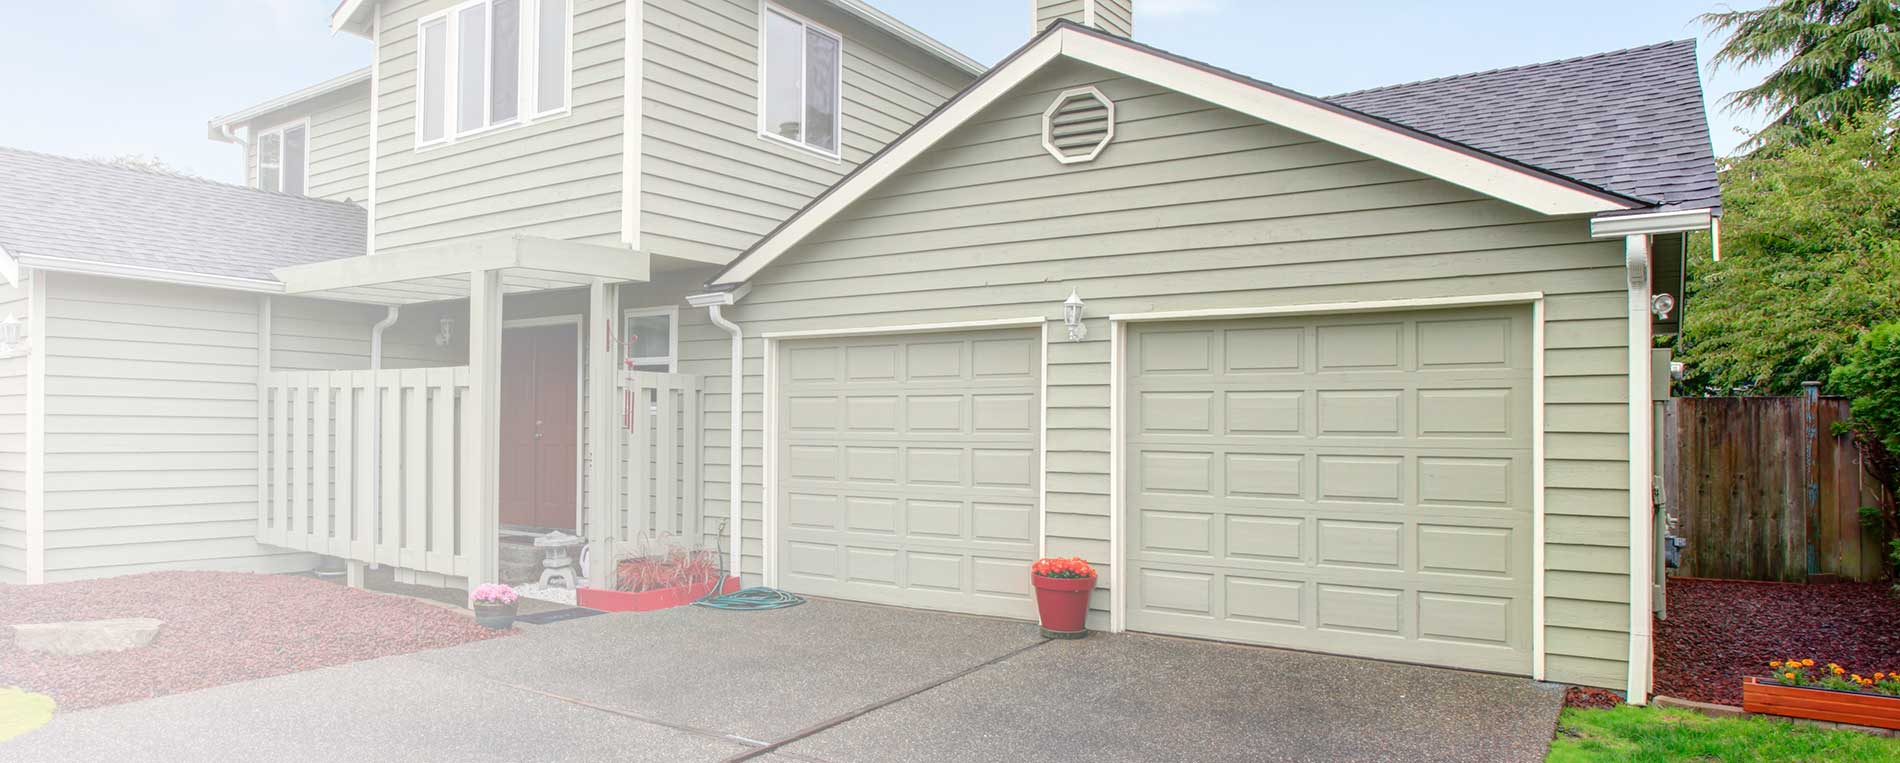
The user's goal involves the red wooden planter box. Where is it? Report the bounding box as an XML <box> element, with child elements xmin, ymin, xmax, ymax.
<box><xmin>577</xmin><ymin>576</ymin><xmax>740</xmax><ymax>613</ymax></box>
<box><xmin>1741</xmin><ymin>677</ymin><xmax>1900</xmax><ymax>730</ymax></box>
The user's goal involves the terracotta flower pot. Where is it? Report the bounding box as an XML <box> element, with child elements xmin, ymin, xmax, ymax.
<box><xmin>1031</xmin><ymin>573</ymin><xmax>1095</xmax><ymax>639</ymax></box>
<box><xmin>1742</xmin><ymin>677</ymin><xmax>1900</xmax><ymax>730</ymax></box>
<box><xmin>471</xmin><ymin>601</ymin><xmax>518</xmax><ymax>629</ymax></box>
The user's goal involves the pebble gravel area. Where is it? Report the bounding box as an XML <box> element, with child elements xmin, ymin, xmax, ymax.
<box><xmin>0</xmin><ymin>571</ymin><xmax>512</xmax><ymax>710</ymax></box>
<box><xmin>1653</xmin><ymin>577</ymin><xmax>1900</xmax><ymax>706</ymax></box>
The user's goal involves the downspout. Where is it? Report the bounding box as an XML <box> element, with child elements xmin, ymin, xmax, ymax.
<box><xmin>1624</xmin><ymin>235</ymin><xmax>1655</xmax><ymax>705</ymax></box>
<box><xmin>218</xmin><ymin>125</ymin><xmax>250</xmax><ymax>186</ymax></box>
<box><xmin>687</xmin><ymin>288</ymin><xmax>749</xmax><ymax>578</ymax></box>
<box><xmin>369</xmin><ymin>306</ymin><xmax>400</xmax><ymax>569</ymax></box>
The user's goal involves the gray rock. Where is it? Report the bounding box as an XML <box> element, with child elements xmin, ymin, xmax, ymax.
<box><xmin>13</xmin><ymin>618</ymin><xmax>163</xmax><ymax>656</ymax></box>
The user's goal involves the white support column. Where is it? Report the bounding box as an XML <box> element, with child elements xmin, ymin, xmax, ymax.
<box><xmin>1625</xmin><ymin>234</ymin><xmax>1655</xmax><ymax>704</ymax></box>
<box><xmin>464</xmin><ymin>269</ymin><xmax>503</xmax><ymax>599</ymax></box>
<box><xmin>586</xmin><ymin>279</ymin><xmax>621</xmax><ymax>587</ymax></box>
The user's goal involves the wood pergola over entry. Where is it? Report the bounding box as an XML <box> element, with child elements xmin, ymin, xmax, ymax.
<box><xmin>271</xmin><ymin>235</ymin><xmax>649</xmax><ymax>598</ymax></box>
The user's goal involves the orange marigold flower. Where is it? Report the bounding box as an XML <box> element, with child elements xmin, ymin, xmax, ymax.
<box><xmin>1803</xmin><ymin>659</ymin><xmax>1816</xmax><ymax>667</ymax></box>
<box><xmin>1770</xmin><ymin>661</ymin><xmax>1783</xmax><ymax>668</ymax></box>
<box><xmin>1785</xmin><ymin>672</ymin><xmax>1798</xmax><ymax>680</ymax></box>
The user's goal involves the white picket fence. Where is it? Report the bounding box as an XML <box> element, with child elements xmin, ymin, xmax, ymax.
<box><xmin>257</xmin><ymin>366</ymin><xmax>707</xmax><ymax>585</ymax></box>
<box><xmin>257</xmin><ymin>368</ymin><xmax>474</xmax><ymax>578</ymax></box>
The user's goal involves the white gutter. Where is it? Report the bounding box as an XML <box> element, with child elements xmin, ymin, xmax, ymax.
<box><xmin>1590</xmin><ymin>208</ymin><xmax>1713</xmax><ymax>239</ymax></box>
<box><xmin>14</xmin><ymin>253</ymin><xmax>286</xmax><ymax>294</ymax></box>
<box><xmin>687</xmin><ymin>288</ymin><xmax>751</xmax><ymax>577</ymax></box>
<box><xmin>207</xmin><ymin>67</ymin><xmax>372</xmax><ymax>140</ymax></box>
<box><xmin>369</xmin><ymin>306</ymin><xmax>400</xmax><ymax>569</ymax></box>
<box><xmin>1624</xmin><ymin>235</ymin><xmax>1655</xmax><ymax>704</ymax></box>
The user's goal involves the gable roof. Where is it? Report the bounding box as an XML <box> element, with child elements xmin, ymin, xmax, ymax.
<box><xmin>330</xmin><ymin>0</ymin><xmax>983</xmax><ymax>76</ymax></box>
<box><xmin>0</xmin><ymin>147</ymin><xmax>365</xmax><ymax>289</ymax></box>
<box><xmin>208</xmin><ymin>67</ymin><xmax>371</xmax><ymax>143</ymax></box>
<box><xmin>1331</xmin><ymin>39</ymin><xmax>1720</xmax><ymax>214</ymax></box>
<box><xmin>708</xmin><ymin>21</ymin><xmax>1654</xmax><ymax>288</ymax></box>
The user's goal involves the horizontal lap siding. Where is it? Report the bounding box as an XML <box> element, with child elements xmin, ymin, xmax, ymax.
<box><xmin>374</xmin><ymin>0</ymin><xmax>626</xmax><ymax>252</ymax></box>
<box><xmin>0</xmin><ymin>274</ymin><xmax>29</xmax><ymax>582</ymax></box>
<box><xmin>243</xmin><ymin>85</ymin><xmax>373</xmax><ymax>204</ymax></box>
<box><xmin>38</xmin><ymin>275</ymin><xmax>300</xmax><ymax>581</ymax></box>
<box><xmin>638</xmin><ymin>0</ymin><xmax>970</xmax><ymax>265</ymax></box>
<box><xmin>724</xmin><ymin>61</ymin><xmax>1634</xmax><ymax>689</ymax></box>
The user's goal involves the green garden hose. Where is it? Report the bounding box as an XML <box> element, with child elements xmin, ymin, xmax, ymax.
<box><xmin>693</xmin><ymin>519</ymin><xmax>805</xmax><ymax>611</ymax></box>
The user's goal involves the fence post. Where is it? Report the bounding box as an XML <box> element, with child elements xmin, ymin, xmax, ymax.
<box><xmin>1802</xmin><ymin>381</ymin><xmax>1823</xmax><ymax>580</ymax></box>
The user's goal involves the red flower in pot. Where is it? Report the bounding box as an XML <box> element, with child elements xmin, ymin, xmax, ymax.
<box><xmin>1030</xmin><ymin>556</ymin><xmax>1097</xmax><ymax>639</ymax></box>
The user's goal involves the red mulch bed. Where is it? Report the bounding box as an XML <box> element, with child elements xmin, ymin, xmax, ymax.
<box><xmin>1653</xmin><ymin>577</ymin><xmax>1900</xmax><ymax>706</ymax></box>
<box><xmin>1563</xmin><ymin>686</ymin><xmax>1625</xmax><ymax>710</ymax></box>
<box><xmin>0</xmin><ymin>571</ymin><xmax>512</xmax><ymax>710</ymax></box>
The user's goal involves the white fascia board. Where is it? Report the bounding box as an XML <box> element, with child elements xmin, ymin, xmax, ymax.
<box><xmin>1590</xmin><ymin>208</ymin><xmax>1713</xmax><ymax>239</ymax></box>
<box><xmin>0</xmin><ymin>243</ymin><xmax>18</xmax><ymax>288</ymax></box>
<box><xmin>15</xmin><ymin>254</ymin><xmax>286</xmax><ymax>294</ymax></box>
<box><xmin>332</xmin><ymin>0</ymin><xmax>374</xmax><ymax>36</ymax></box>
<box><xmin>207</xmin><ymin>67</ymin><xmax>372</xmax><ymax>141</ymax></box>
<box><xmin>713</xmin><ymin>26</ymin><xmax>1638</xmax><ymax>288</ymax></box>
<box><xmin>825</xmin><ymin>0</ymin><xmax>984</xmax><ymax>76</ymax></box>
<box><xmin>712</xmin><ymin>33</ymin><xmax>1064</xmax><ymax>286</ymax></box>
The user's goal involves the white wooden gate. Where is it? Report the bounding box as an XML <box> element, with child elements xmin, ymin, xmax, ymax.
<box><xmin>613</xmin><ymin>371</ymin><xmax>706</xmax><ymax>545</ymax></box>
<box><xmin>257</xmin><ymin>368</ymin><xmax>474</xmax><ymax>578</ymax></box>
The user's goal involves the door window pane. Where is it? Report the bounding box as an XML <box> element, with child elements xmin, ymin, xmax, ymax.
<box><xmin>536</xmin><ymin>0</ymin><xmax>568</xmax><ymax>114</ymax></box>
<box><xmin>420</xmin><ymin>18</ymin><xmax>448</xmax><ymax>142</ymax></box>
<box><xmin>763</xmin><ymin>10</ymin><xmax>804</xmax><ymax>143</ymax></box>
<box><xmin>282</xmin><ymin>125</ymin><xmax>307</xmax><ymax>195</ymax></box>
<box><xmin>803</xmin><ymin>28</ymin><xmax>839</xmax><ymax>153</ymax></box>
<box><xmin>457</xmin><ymin>3</ymin><xmax>488</xmax><ymax>133</ymax></box>
<box><xmin>491</xmin><ymin>0</ymin><xmax>520</xmax><ymax>123</ymax></box>
<box><xmin>256</xmin><ymin>131</ymin><xmax>281</xmax><ymax>191</ymax></box>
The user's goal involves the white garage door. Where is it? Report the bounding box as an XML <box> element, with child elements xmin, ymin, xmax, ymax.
<box><xmin>775</xmin><ymin>329</ymin><xmax>1041</xmax><ymax>619</ymax></box>
<box><xmin>1125</xmin><ymin>307</ymin><xmax>1534</xmax><ymax>674</ymax></box>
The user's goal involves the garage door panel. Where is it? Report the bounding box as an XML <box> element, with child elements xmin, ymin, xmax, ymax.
<box><xmin>777</xmin><ymin>329</ymin><xmax>1041</xmax><ymax>621</ymax></box>
<box><xmin>1128</xmin><ymin>306</ymin><xmax>1534</xmax><ymax>675</ymax></box>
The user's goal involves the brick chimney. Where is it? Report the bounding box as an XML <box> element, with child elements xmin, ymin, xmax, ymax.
<box><xmin>1034</xmin><ymin>0</ymin><xmax>1133</xmax><ymax>37</ymax></box>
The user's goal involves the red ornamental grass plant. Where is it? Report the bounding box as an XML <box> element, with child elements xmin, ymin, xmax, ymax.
<box><xmin>1032</xmin><ymin>557</ymin><xmax>1096</xmax><ymax>579</ymax></box>
<box><xmin>1766</xmin><ymin>658</ymin><xmax>1900</xmax><ymax>697</ymax></box>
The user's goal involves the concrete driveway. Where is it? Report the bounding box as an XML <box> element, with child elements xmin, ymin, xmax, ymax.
<box><xmin>4</xmin><ymin>599</ymin><xmax>1562</xmax><ymax>762</ymax></box>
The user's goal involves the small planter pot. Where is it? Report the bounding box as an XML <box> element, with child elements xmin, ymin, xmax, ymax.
<box><xmin>471</xmin><ymin>601</ymin><xmax>518</xmax><ymax>630</ymax></box>
<box><xmin>1741</xmin><ymin>677</ymin><xmax>1900</xmax><ymax>730</ymax></box>
<box><xmin>1031</xmin><ymin>573</ymin><xmax>1095</xmax><ymax>639</ymax></box>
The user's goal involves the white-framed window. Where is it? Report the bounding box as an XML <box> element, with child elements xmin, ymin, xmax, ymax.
<box><xmin>416</xmin><ymin>0</ymin><xmax>570</xmax><ymax>149</ymax></box>
<box><xmin>624</xmin><ymin>306</ymin><xmax>679</xmax><ymax>372</ymax></box>
<box><xmin>255</xmin><ymin>120</ymin><xmax>310</xmax><ymax>195</ymax></box>
<box><xmin>758</xmin><ymin>3</ymin><xmax>842</xmax><ymax>158</ymax></box>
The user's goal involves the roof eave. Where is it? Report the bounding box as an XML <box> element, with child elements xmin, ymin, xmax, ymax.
<box><xmin>206</xmin><ymin>67</ymin><xmax>373</xmax><ymax>141</ymax></box>
<box><xmin>332</xmin><ymin>0</ymin><xmax>374</xmax><ymax>37</ymax></box>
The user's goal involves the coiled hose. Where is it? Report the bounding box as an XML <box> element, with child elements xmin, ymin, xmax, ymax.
<box><xmin>694</xmin><ymin>519</ymin><xmax>805</xmax><ymax>611</ymax></box>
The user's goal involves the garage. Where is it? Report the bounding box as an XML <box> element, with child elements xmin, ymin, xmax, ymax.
<box><xmin>1124</xmin><ymin>306</ymin><xmax>1535</xmax><ymax>674</ymax></box>
<box><xmin>774</xmin><ymin>329</ymin><xmax>1042</xmax><ymax>619</ymax></box>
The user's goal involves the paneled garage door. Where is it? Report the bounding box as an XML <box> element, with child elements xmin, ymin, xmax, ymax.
<box><xmin>1125</xmin><ymin>307</ymin><xmax>1534</xmax><ymax>674</ymax></box>
<box><xmin>776</xmin><ymin>329</ymin><xmax>1041</xmax><ymax>619</ymax></box>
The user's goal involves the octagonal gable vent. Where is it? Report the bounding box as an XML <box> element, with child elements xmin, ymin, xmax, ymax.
<box><xmin>1042</xmin><ymin>87</ymin><xmax>1115</xmax><ymax>164</ymax></box>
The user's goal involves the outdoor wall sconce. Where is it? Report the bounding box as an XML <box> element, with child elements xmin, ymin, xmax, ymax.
<box><xmin>1063</xmin><ymin>290</ymin><xmax>1087</xmax><ymax>342</ymax></box>
<box><xmin>0</xmin><ymin>314</ymin><xmax>18</xmax><ymax>353</ymax></box>
<box><xmin>1651</xmin><ymin>293</ymin><xmax>1676</xmax><ymax>321</ymax></box>
<box><xmin>435</xmin><ymin>317</ymin><xmax>454</xmax><ymax>348</ymax></box>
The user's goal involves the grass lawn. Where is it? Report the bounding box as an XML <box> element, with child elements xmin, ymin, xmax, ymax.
<box><xmin>1549</xmin><ymin>705</ymin><xmax>1900</xmax><ymax>762</ymax></box>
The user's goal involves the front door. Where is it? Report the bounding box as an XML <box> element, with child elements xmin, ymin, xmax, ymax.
<box><xmin>501</xmin><ymin>323</ymin><xmax>580</xmax><ymax>530</ymax></box>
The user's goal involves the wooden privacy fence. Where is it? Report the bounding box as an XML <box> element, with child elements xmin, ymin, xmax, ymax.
<box><xmin>613</xmin><ymin>371</ymin><xmax>706</xmax><ymax>546</ymax></box>
<box><xmin>257</xmin><ymin>368</ymin><xmax>474</xmax><ymax>579</ymax></box>
<box><xmin>1666</xmin><ymin>393</ymin><xmax>1892</xmax><ymax>582</ymax></box>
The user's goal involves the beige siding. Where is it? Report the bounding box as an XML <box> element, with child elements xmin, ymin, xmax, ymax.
<box><xmin>33</xmin><ymin>276</ymin><xmax>463</xmax><ymax>582</ymax></box>
<box><xmin>243</xmin><ymin>82</ymin><xmax>374</xmax><ymax>204</ymax></box>
<box><xmin>0</xmin><ymin>273</ymin><xmax>30</xmax><ymax>582</ymax></box>
<box><xmin>373</xmin><ymin>0</ymin><xmax>628</xmax><ymax>252</ymax></box>
<box><xmin>638</xmin><ymin>0</ymin><xmax>972</xmax><ymax>265</ymax></box>
<box><xmin>1035</xmin><ymin>0</ymin><xmax>1086</xmax><ymax>32</ymax></box>
<box><xmin>714</xmin><ymin>61</ymin><xmax>1636</xmax><ymax>689</ymax></box>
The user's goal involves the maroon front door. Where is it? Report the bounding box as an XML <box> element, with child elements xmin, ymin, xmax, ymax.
<box><xmin>500</xmin><ymin>323</ymin><xmax>579</xmax><ymax>530</ymax></box>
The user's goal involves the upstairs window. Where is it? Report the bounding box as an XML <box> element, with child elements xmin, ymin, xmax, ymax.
<box><xmin>256</xmin><ymin>121</ymin><xmax>308</xmax><ymax>195</ymax></box>
<box><xmin>417</xmin><ymin>0</ymin><xmax>569</xmax><ymax>148</ymax></box>
<box><xmin>760</xmin><ymin>5</ymin><xmax>841</xmax><ymax>157</ymax></box>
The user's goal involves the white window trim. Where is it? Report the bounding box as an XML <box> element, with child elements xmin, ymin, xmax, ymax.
<box><xmin>254</xmin><ymin>118</ymin><xmax>312</xmax><ymax>195</ymax></box>
<box><xmin>623</xmin><ymin>305</ymin><xmax>680</xmax><ymax>371</ymax></box>
<box><xmin>414</xmin><ymin>0</ymin><xmax>572</xmax><ymax>151</ymax></box>
<box><xmin>756</xmin><ymin>1</ymin><xmax>844</xmax><ymax>162</ymax></box>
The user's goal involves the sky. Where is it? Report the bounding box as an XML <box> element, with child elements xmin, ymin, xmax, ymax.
<box><xmin>0</xmin><ymin>0</ymin><xmax>1775</xmax><ymax>185</ymax></box>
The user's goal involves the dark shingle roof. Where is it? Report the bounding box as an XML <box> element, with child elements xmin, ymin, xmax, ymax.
<box><xmin>1330</xmin><ymin>39</ymin><xmax>1721</xmax><ymax>213</ymax></box>
<box><xmin>0</xmin><ymin>146</ymin><xmax>365</xmax><ymax>283</ymax></box>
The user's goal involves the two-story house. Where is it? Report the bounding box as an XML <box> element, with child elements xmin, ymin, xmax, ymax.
<box><xmin>0</xmin><ymin>0</ymin><xmax>1721</xmax><ymax>701</ymax></box>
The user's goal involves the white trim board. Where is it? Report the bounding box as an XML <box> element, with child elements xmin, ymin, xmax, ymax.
<box><xmin>1107</xmin><ymin>291</ymin><xmax>1550</xmax><ymax>677</ymax></box>
<box><xmin>709</xmin><ymin>24</ymin><xmax>1639</xmax><ymax>288</ymax></box>
<box><xmin>502</xmin><ymin>315</ymin><xmax>587</xmax><ymax>533</ymax></box>
<box><xmin>761</xmin><ymin>316</ymin><xmax>1047</xmax><ymax>339</ymax></box>
<box><xmin>14</xmin><ymin>254</ymin><xmax>286</xmax><ymax>294</ymax></box>
<box><xmin>24</xmin><ymin>270</ymin><xmax>46</xmax><ymax>584</ymax></box>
